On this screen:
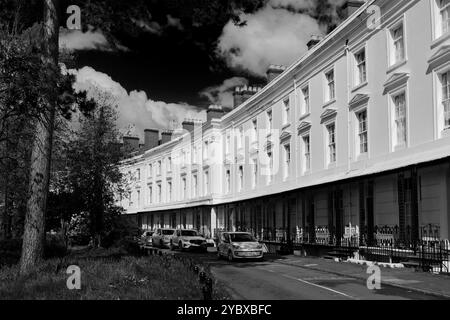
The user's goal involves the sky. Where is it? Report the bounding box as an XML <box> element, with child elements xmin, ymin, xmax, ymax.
<box><xmin>60</xmin><ymin>0</ymin><xmax>350</xmax><ymax>139</ymax></box>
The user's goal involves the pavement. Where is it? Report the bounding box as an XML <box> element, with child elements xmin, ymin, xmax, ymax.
<box><xmin>270</xmin><ymin>255</ymin><xmax>450</xmax><ymax>299</ymax></box>
<box><xmin>143</xmin><ymin>245</ymin><xmax>450</xmax><ymax>300</ymax></box>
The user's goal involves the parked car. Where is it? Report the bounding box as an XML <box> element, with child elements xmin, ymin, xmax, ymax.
<box><xmin>217</xmin><ymin>232</ymin><xmax>264</xmax><ymax>261</ymax></box>
<box><xmin>140</xmin><ymin>230</ymin><xmax>154</xmax><ymax>246</ymax></box>
<box><xmin>152</xmin><ymin>228</ymin><xmax>175</xmax><ymax>248</ymax></box>
<box><xmin>170</xmin><ymin>229</ymin><xmax>208</xmax><ymax>252</ymax></box>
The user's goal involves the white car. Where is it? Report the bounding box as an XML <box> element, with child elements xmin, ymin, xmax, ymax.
<box><xmin>217</xmin><ymin>232</ymin><xmax>264</xmax><ymax>261</ymax></box>
<box><xmin>170</xmin><ymin>229</ymin><xmax>208</xmax><ymax>252</ymax></box>
<box><xmin>152</xmin><ymin>228</ymin><xmax>175</xmax><ymax>248</ymax></box>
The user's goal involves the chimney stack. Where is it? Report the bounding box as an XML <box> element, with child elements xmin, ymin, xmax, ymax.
<box><xmin>343</xmin><ymin>0</ymin><xmax>365</xmax><ymax>19</ymax></box>
<box><xmin>307</xmin><ymin>35</ymin><xmax>323</xmax><ymax>50</ymax></box>
<box><xmin>207</xmin><ymin>105</ymin><xmax>225</xmax><ymax>122</ymax></box>
<box><xmin>123</xmin><ymin>136</ymin><xmax>140</xmax><ymax>154</ymax></box>
<box><xmin>144</xmin><ymin>129</ymin><xmax>159</xmax><ymax>151</ymax></box>
<box><xmin>182</xmin><ymin>119</ymin><xmax>195</xmax><ymax>133</ymax></box>
<box><xmin>161</xmin><ymin>130</ymin><xmax>173</xmax><ymax>144</ymax></box>
<box><xmin>233</xmin><ymin>85</ymin><xmax>263</xmax><ymax>109</ymax></box>
<box><xmin>266</xmin><ymin>65</ymin><xmax>286</xmax><ymax>83</ymax></box>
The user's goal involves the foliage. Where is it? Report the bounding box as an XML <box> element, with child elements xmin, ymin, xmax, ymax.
<box><xmin>0</xmin><ymin>250</ymin><xmax>232</xmax><ymax>300</ymax></box>
<box><xmin>49</xmin><ymin>91</ymin><xmax>126</xmax><ymax>247</ymax></box>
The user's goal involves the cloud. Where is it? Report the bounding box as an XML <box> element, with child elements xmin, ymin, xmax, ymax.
<box><xmin>166</xmin><ymin>15</ymin><xmax>184</xmax><ymax>31</ymax></box>
<box><xmin>70</xmin><ymin>66</ymin><xmax>206</xmax><ymax>140</ymax></box>
<box><xmin>200</xmin><ymin>77</ymin><xmax>248</xmax><ymax>108</ymax></box>
<box><xmin>59</xmin><ymin>28</ymin><xmax>111</xmax><ymax>51</ymax></box>
<box><xmin>216</xmin><ymin>6</ymin><xmax>323</xmax><ymax>76</ymax></box>
<box><xmin>268</xmin><ymin>0</ymin><xmax>317</xmax><ymax>11</ymax></box>
<box><xmin>131</xmin><ymin>18</ymin><xmax>163</xmax><ymax>35</ymax></box>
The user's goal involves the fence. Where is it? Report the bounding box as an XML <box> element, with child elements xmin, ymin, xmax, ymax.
<box><xmin>256</xmin><ymin>226</ymin><xmax>450</xmax><ymax>274</ymax></box>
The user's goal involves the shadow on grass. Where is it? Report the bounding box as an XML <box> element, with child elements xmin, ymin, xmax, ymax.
<box><xmin>0</xmin><ymin>247</ymin><xmax>232</xmax><ymax>300</ymax></box>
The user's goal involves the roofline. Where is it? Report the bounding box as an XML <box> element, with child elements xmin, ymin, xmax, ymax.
<box><xmin>221</xmin><ymin>0</ymin><xmax>376</xmax><ymax>122</ymax></box>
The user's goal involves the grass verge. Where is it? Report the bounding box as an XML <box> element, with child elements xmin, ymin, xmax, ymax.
<box><xmin>0</xmin><ymin>248</ymin><xmax>231</xmax><ymax>300</ymax></box>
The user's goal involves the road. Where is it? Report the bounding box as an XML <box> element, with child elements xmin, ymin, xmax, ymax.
<box><xmin>146</xmin><ymin>246</ymin><xmax>444</xmax><ymax>300</ymax></box>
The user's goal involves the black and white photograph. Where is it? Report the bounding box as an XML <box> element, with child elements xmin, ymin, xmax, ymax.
<box><xmin>0</xmin><ymin>0</ymin><xmax>450</xmax><ymax>311</ymax></box>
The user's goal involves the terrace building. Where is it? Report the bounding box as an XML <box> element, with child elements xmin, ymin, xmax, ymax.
<box><xmin>119</xmin><ymin>0</ymin><xmax>450</xmax><ymax>268</ymax></box>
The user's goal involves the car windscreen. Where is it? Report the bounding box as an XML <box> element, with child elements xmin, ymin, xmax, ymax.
<box><xmin>162</xmin><ymin>229</ymin><xmax>174</xmax><ymax>235</ymax></box>
<box><xmin>181</xmin><ymin>230</ymin><xmax>198</xmax><ymax>237</ymax></box>
<box><xmin>229</xmin><ymin>233</ymin><xmax>255</xmax><ymax>242</ymax></box>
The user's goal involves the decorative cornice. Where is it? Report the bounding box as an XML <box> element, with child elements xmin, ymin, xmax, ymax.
<box><xmin>297</xmin><ymin>121</ymin><xmax>312</xmax><ymax>135</ymax></box>
<box><xmin>383</xmin><ymin>73</ymin><xmax>409</xmax><ymax>95</ymax></box>
<box><xmin>279</xmin><ymin>130</ymin><xmax>292</xmax><ymax>144</ymax></box>
<box><xmin>320</xmin><ymin>108</ymin><xmax>338</xmax><ymax>124</ymax></box>
<box><xmin>263</xmin><ymin>139</ymin><xmax>273</xmax><ymax>152</ymax></box>
<box><xmin>349</xmin><ymin>93</ymin><xmax>370</xmax><ymax>110</ymax></box>
<box><xmin>427</xmin><ymin>45</ymin><xmax>450</xmax><ymax>74</ymax></box>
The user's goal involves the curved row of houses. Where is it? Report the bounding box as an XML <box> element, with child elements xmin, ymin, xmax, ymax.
<box><xmin>119</xmin><ymin>0</ymin><xmax>450</xmax><ymax>265</ymax></box>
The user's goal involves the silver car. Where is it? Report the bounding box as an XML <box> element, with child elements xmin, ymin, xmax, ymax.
<box><xmin>170</xmin><ymin>229</ymin><xmax>207</xmax><ymax>252</ymax></box>
<box><xmin>152</xmin><ymin>228</ymin><xmax>175</xmax><ymax>248</ymax></box>
<box><xmin>217</xmin><ymin>232</ymin><xmax>264</xmax><ymax>261</ymax></box>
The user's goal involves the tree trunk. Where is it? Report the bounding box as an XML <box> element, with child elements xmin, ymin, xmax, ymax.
<box><xmin>20</xmin><ymin>0</ymin><xmax>59</xmax><ymax>274</ymax></box>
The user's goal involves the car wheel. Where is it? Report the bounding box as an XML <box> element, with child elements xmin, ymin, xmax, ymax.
<box><xmin>227</xmin><ymin>250</ymin><xmax>234</xmax><ymax>262</ymax></box>
<box><xmin>170</xmin><ymin>241</ymin><xmax>175</xmax><ymax>251</ymax></box>
<box><xmin>179</xmin><ymin>241</ymin><xmax>184</xmax><ymax>252</ymax></box>
<box><xmin>160</xmin><ymin>239</ymin><xmax>164</xmax><ymax>248</ymax></box>
<box><xmin>217</xmin><ymin>251</ymin><xmax>222</xmax><ymax>260</ymax></box>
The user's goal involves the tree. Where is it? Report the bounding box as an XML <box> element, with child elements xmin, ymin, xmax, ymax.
<box><xmin>52</xmin><ymin>91</ymin><xmax>126</xmax><ymax>247</ymax></box>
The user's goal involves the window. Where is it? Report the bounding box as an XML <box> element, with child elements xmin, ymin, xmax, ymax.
<box><xmin>355</xmin><ymin>49</ymin><xmax>367</xmax><ymax>86</ymax></box>
<box><xmin>357</xmin><ymin>110</ymin><xmax>368</xmax><ymax>154</ymax></box>
<box><xmin>137</xmin><ymin>190</ymin><xmax>141</xmax><ymax>206</ymax></box>
<box><xmin>252</xmin><ymin>158</ymin><xmax>258</xmax><ymax>188</ymax></box>
<box><xmin>157</xmin><ymin>160</ymin><xmax>162</xmax><ymax>175</ymax></box>
<box><xmin>203</xmin><ymin>141</ymin><xmax>209</xmax><ymax>160</ymax></box>
<box><xmin>283</xmin><ymin>144</ymin><xmax>291</xmax><ymax>179</ymax></box>
<box><xmin>226</xmin><ymin>134</ymin><xmax>231</xmax><ymax>154</ymax></box>
<box><xmin>252</xmin><ymin>119</ymin><xmax>258</xmax><ymax>143</ymax></box>
<box><xmin>267</xmin><ymin>151</ymin><xmax>273</xmax><ymax>184</ymax></box>
<box><xmin>325</xmin><ymin>69</ymin><xmax>335</xmax><ymax>101</ymax></box>
<box><xmin>238</xmin><ymin>166</ymin><xmax>243</xmax><ymax>192</ymax></box>
<box><xmin>167</xmin><ymin>157</ymin><xmax>172</xmax><ymax>172</ymax></box>
<box><xmin>226</xmin><ymin>169</ymin><xmax>231</xmax><ymax>193</ymax></box>
<box><xmin>238</xmin><ymin>126</ymin><xmax>244</xmax><ymax>149</ymax></box>
<box><xmin>442</xmin><ymin>71</ymin><xmax>450</xmax><ymax>129</ymax></box>
<box><xmin>327</xmin><ymin>123</ymin><xmax>336</xmax><ymax>164</ymax></box>
<box><xmin>393</xmin><ymin>92</ymin><xmax>407</xmax><ymax>148</ymax></box>
<box><xmin>301</xmin><ymin>85</ymin><xmax>310</xmax><ymax>114</ymax></box>
<box><xmin>193</xmin><ymin>146</ymin><xmax>198</xmax><ymax>164</ymax></box>
<box><xmin>390</xmin><ymin>23</ymin><xmax>405</xmax><ymax>65</ymax></box>
<box><xmin>167</xmin><ymin>181</ymin><xmax>172</xmax><ymax>201</ymax></box>
<box><xmin>148</xmin><ymin>164</ymin><xmax>152</xmax><ymax>178</ymax></box>
<box><xmin>302</xmin><ymin>135</ymin><xmax>311</xmax><ymax>173</ymax></box>
<box><xmin>283</xmin><ymin>98</ymin><xmax>290</xmax><ymax>125</ymax></box>
<box><xmin>193</xmin><ymin>174</ymin><xmax>198</xmax><ymax>197</ymax></box>
<box><xmin>182</xmin><ymin>177</ymin><xmax>187</xmax><ymax>200</ymax></box>
<box><xmin>267</xmin><ymin>110</ymin><xmax>273</xmax><ymax>131</ymax></box>
<box><xmin>128</xmin><ymin>191</ymin><xmax>132</xmax><ymax>207</ymax></box>
<box><xmin>204</xmin><ymin>170</ymin><xmax>209</xmax><ymax>195</ymax></box>
<box><xmin>157</xmin><ymin>183</ymin><xmax>162</xmax><ymax>203</ymax></box>
<box><xmin>148</xmin><ymin>185</ymin><xmax>153</xmax><ymax>204</ymax></box>
<box><xmin>439</xmin><ymin>0</ymin><xmax>450</xmax><ymax>36</ymax></box>
<box><xmin>136</xmin><ymin>168</ymin><xmax>141</xmax><ymax>181</ymax></box>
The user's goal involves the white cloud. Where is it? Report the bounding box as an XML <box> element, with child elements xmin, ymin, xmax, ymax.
<box><xmin>70</xmin><ymin>66</ymin><xmax>206</xmax><ymax>140</ymax></box>
<box><xmin>166</xmin><ymin>15</ymin><xmax>184</xmax><ymax>31</ymax></box>
<box><xmin>216</xmin><ymin>6</ymin><xmax>324</xmax><ymax>76</ymax></box>
<box><xmin>59</xmin><ymin>28</ymin><xmax>111</xmax><ymax>51</ymax></box>
<box><xmin>200</xmin><ymin>77</ymin><xmax>248</xmax><ymax>108</ymax></box>
<box><xmin>269</xmin><ymin>0</ymin><xmax>317</xmax><ymax>11</ymax></box>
